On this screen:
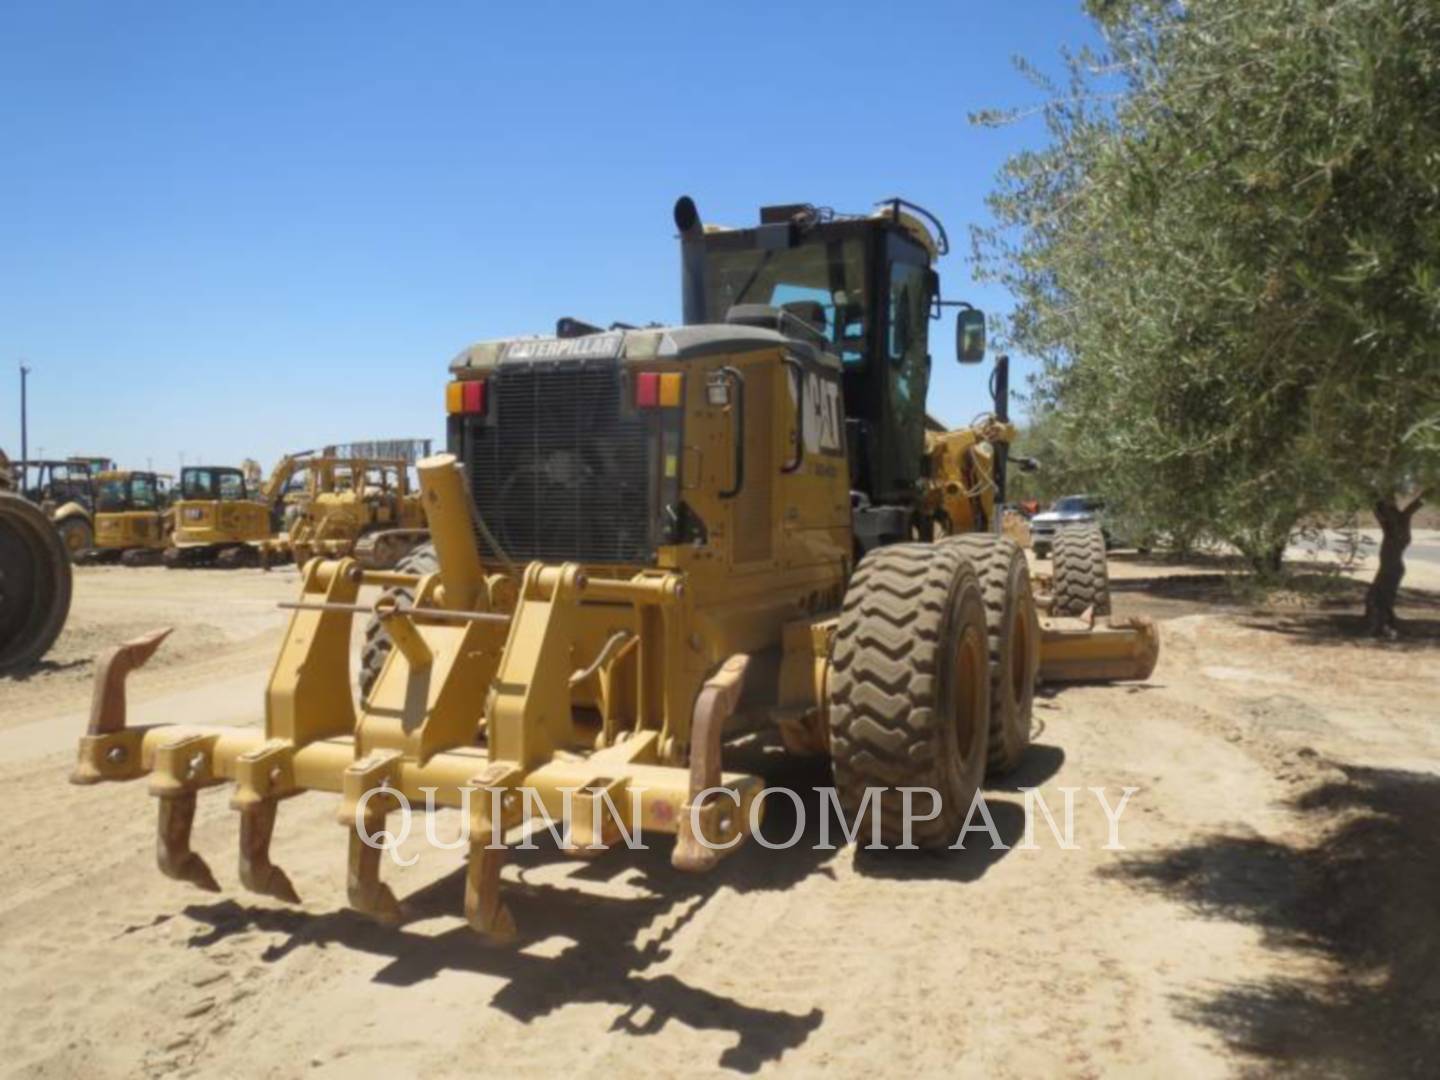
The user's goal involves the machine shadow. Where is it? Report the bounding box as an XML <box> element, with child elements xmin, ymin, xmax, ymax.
<box><xmin>843</xmin><ymin>743</ymin><xmax>1060</xmax><ymax>883</ymax></box>
<box><xmin>850</xmin><ymin>799</ymin><xmax>1027</xmax><ymax>883</ymax></box>
<box><xmin>180</xmin><ymin>753</ymin><xmax>841</xmax><ymax>1072</ymax></box>
<box><xmin>175</xmin><ymin>740</ymin><xmax>1068</xmax><ymax>1066</ymax></box>
<box><xmin>985</xmin><ymin>743</ymin><xmax>1066</xmax><ymax>792</ymax></box>
<box><xmin>5</xmin><ymin>655</ymin><xmax>90</xmax><ymax>680</ymax></box>
<box><xmin>1101</xmin><ymin>761</ymin><xmax>1440</xmax><ymax>1076</ymax></box>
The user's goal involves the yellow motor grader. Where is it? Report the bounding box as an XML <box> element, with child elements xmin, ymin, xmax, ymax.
<box><xmin>79</xmin><ymin>470</ymin><xmax>173</xmax><ymax>566</ymax></box>
<box><xmin>164</xmin><ymin>465</ymin><xmax>272</xmax><ymax>568</ymax></box>
<box><xmin>73</xmin><ymin>197</ymin><xmax>1158</xmax><ymax>940</ymax></box>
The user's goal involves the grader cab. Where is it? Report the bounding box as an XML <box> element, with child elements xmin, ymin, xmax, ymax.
<box><xmin>74</xmin><ymin>196</ymin><xmax>1158</xmax><ymax>939</ymax></box>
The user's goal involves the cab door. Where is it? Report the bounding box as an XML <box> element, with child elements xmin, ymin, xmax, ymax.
<box><xmin>879</xmin><ymin>233</ymin><xmax>934</xmax><ymax>505</ymax></box>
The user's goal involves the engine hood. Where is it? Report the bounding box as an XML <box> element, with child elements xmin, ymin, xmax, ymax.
<box><xmin>450</xmin><ymin>323</ymin><xmax>841</xmax><ymax>378</ymax></box>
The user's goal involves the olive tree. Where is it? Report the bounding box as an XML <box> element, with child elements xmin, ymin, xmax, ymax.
<box><xmin>975</xmin><ymin>0</ymin><xmax>1440</xmax><ymax>633</ymax></box>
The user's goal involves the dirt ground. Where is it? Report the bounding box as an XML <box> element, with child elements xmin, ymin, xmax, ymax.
<box><xmin>1</xmin><ymin>553</ymin><xmax>1437</xmax><ymax>1079</ymax></box>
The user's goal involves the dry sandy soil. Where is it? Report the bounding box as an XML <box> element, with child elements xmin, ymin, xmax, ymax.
<box><xmin>1</xmin><ymin>553</ymin><xmax>1437</xmax><ymax>1079</ymax></box>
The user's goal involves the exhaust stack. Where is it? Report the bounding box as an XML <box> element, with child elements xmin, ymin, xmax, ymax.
<box><xmin>674</xmin><ymin>195</ymin><xmax>706</xmax><ymax>325</ymax></box>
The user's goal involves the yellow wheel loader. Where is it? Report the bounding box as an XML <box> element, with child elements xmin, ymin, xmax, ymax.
<box><xmin>79</xmin><ymin>470</ymin><xmax>173</xmax><ymax>566</ymax></box>
<box><xmin>164</xmin><ymin>466</ymin><xmax>271</xmax><ymax>568</ymax></box>
<box><xmin>0</xmin><ymin>451</ymin><xmax>72</xmax><ymax>672</ymax></box>
<box><xmin>74</xmin><ymin>197</ymin><xmax>1158</xmax><ymax>939</ymax></box>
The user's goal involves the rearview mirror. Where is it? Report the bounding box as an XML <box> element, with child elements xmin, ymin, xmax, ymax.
<box><xmin>956</xmin><ymin>306</ymin><xmax>986</xmax><ymax>364</ymax></box>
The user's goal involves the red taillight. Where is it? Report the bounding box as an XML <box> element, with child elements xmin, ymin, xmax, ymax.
<box><xmin>448</xmin><ymin>380</ymin><xmax>487</xmax><ymax>414</ymax></box>
<box><xmin>634</xmin><ymin>372</ymin><xmax>682</xmax><ymax>408</ymax></box>
<box><xmin>462</xmin><ymin>380</ymin><xmax>486</xmax><ymax>414</ymax></box>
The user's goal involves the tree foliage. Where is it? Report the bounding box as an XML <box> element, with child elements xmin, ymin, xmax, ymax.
<box><xmin>975</xmin><ymin>0</ymin><xmax>1440</xmax><ymax>625</ymax></box>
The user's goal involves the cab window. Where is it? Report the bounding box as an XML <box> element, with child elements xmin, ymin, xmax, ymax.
<box><xmin>701</xmin><ymin>237</ymin><xmax>869</xmax><ymax>364</ymax></box>
<box><xmin>131</xmin><ymin>475</ymin><xmax>158</xmax><ymax>510</ymax></box>
<box><xmin>217</xmin><ymin>472</ymin><xmax>247</xmax><ymax>500</ymax></box>
<box><xmin>887</xmin><ymin>258</ymin><xmax>931</xmax><ymax>411</ymax></box>
<box><xmin>182</xmin><ymin>471</ymin><xmax>216</xmax><ymax>499</ymax></box>
<box><xmin>97</xmin><ymin>478</ymin><xmax>129</xmax><ymax>512</ymax></box>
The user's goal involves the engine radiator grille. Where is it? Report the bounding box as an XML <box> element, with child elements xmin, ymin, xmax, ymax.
<box><xmin>463</xmin><ymin>363</ymin><xmax>655</xmax><ymax>564</ymax></box>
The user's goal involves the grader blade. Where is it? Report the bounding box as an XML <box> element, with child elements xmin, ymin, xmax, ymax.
<box><xmin>71</xmin><ymin>454</ymin><xmax>764</xmax><ymax>942</ymax></box>
<box><xmin>1037</xmin><ymin>615</ymin><xmax>1160</xmax><ymax>683</ymax></box>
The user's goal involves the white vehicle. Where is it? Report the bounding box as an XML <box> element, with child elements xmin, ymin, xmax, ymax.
<box><xmin>1030</xmin><ymin>494</ymin><xmax>1110</xmax><ymax>558</ymax></box>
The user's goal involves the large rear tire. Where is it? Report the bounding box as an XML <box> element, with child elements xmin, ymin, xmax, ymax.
<box><xmin>358</xmin><ymin>542</ymin><xmax>438</xmax><ymax>701</ymax></box>
<box><xmin>828</xmin><ymin>541</ymin><xmax>991</xmax><ymax>849</ymax></box>
<box><xmin>947</xmin><ymin>534</ymin><xmax>1039</xmax><ymax>775</ymax></box>
<box><xmin>1051</xmin><ymin>524</ymin><xmax>1111</xmax><ymax>617</ymax></box>
<box><xmin>0</xmin><ymin>492</ymin><xmax>73</xmax><ymax>672</ymax></box>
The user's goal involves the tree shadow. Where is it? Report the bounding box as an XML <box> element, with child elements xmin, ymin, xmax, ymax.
<box><xmin>1102</xmin><ymin>762</ymin><xmax>1440</xmax><ymax>1077</ymax></box>
<box><xmin>1237</xmin><ymin>610</ymin><xmax>1440</xmax><ymax>646</ymax></box>
<box><xmin>179</xmin><ymin>755</ymin><xmax>843</xmax><ymax>1072</ymax></box>
<box><xmin>1109</xmin><ymin>572</ymin><xmax>1247</xmax><ymax>605</ymax></box>
<box><xmin>1104</xmin><ymin>550</ymin><xmax>1233</xmax><ymax>568</ymax></box>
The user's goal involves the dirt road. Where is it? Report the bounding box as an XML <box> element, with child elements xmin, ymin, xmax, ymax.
<box><xmin>1</xmin><ymin>559</ymin><xmax>1436</xmax><ymax>1078</ymax></box>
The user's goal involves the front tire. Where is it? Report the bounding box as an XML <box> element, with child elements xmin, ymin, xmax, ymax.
<box><xmin>828</xmin><ymin>541</ymin><xmax>991</xmax><ymax>848</ymax></box>
<box><xmin>55</xmin><ymin>517</ymin><xmax>93</xmax><ymax>563</ymax></box>
<box><xmin>1051</xmin><ymin>524</ymin><xmax>1111</xmax><ymax>617</ymax></box>
<box><xmin>358</xmin><ymin>542</ymin><xmax>438</xmax><ymax>701</ymax></box>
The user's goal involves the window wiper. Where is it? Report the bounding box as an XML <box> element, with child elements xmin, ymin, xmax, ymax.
<box><xmin>732</xmin><ymin>249</ymin><xmax>777</xmax><ymax>308</ymax></box>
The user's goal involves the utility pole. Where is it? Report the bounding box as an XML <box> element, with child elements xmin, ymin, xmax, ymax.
<box><xmin>19</xmin><ymin>362</ymin><xmax>30</xmax><ymax>468</ymax></box>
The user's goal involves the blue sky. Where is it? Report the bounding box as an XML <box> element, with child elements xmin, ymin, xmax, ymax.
<box><xmin>1</xmin><ymin>1</ymin><xmax>1101</xmax><ymax>471</ymax></box>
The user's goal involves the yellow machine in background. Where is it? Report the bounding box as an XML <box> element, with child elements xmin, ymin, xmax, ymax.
<box><xmin>11</xmin><ymin>457</ymin><xmax>111</xmax><ymax>561</ymax></box>
<box><xmin>266</xmin><ymin>455</ymin><xmax>429</xmax><ymax>569</ymax></box>
<box><xmin>81</xmin><ymin>470</ymin><xmax>172</xmax><ymax>566</ymax></box>
<box><xmin>164</xmin><ymin>465</ymin><xmax>271</xmax><ymax>568</ymax></box>
<box><xmin>74</xmin><ymin>195</ymin><xmax>1159</xmax><ymax>941</ymax></box>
